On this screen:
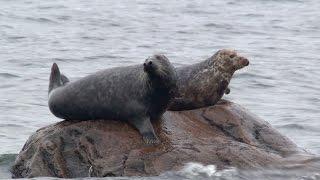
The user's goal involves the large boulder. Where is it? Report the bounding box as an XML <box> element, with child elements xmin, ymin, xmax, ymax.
<box><xmin>11</xmin><ymin>100</ymin><xmax>312</xmax><ymax>178</ymax></box>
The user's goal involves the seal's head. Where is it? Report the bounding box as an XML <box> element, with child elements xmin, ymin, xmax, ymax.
<box><xmin>144</xmin><ymin>55</ymin><xmax>176</xmax><ymax>79</ymax></box>
<box><xmin>212</xmin><ymin>49</ymin><xmax>249</xmax><ymax>72</ymax></box>
<box><xmin>143</xmin><ymin>54</ymin><xmax>177</xmax><ymax>92</ymax></box>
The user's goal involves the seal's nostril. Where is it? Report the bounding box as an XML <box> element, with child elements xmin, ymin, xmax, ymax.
<box><xmin>243</xmin><ymin>59</ymin><xmax>249</xmax><ymax>66</ymax></box>
<box><xmin>148</xmin><ymin>61</ymin><xmax>152</xmax><ymax>65</ymax></box>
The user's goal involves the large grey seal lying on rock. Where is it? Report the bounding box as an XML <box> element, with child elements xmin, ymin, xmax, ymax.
<box><xmin>48</xmin><ymin>55</ymin><xmax>177</xmax><ymax>144</ymax></box>
<box><xmin>168</xmin><ymin>49</ymin><xmax>249</xmax><ymax>111</ymax></box>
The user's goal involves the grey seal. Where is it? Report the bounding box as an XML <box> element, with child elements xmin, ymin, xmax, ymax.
<box><xmin>48</xmin><ymin>55</ymin><xmax>177</xmax><ymax>144</ymax></box>
<box><xmin>168</xmin><ymin>49</ymin><xmax>249</xmax><ymax>111</ymax></box>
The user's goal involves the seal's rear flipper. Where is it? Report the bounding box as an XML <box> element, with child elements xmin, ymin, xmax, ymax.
<box><xmin>61</xmin><ymin>74</ymin><xmax>70</xmax><ymax>85</ymax></box>
<box><xmin>49</xmin><ymin>63</ymin><xmax>62</xmax><ymax>94</ymax></box>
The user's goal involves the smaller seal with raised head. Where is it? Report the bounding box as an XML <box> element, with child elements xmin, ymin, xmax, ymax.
<box><xmin>48</xmin><ymin>54</ymin><xmax>177</xmax><ymax>144</ymax></box>
<box><xmin>169</xmin><ymin>49</ymin><xmax>249</xmax><ymax>111</ymax></box>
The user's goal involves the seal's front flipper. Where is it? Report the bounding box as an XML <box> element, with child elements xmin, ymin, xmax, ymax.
<box><xmin>131</xmin><ymin>117</ymin><xmax>160</xmax><ymax>145</ymax></box>
<box><xmin>49</xmin><ymin>63</ymin><xmax>62</xmax><ymax>94</ymax></box>
<box><xmin>142</xmin><ymin>132</ymin><xmax>159</xmax><ymax>145</ymax></box>
<box><xmin>225</xmin><ymin>87</ymin><xmax>230</xmax><ymax>94</ymax></box>
<box><xmin>60</xmin><ymin>74</ymin><xmax>70</xmax><ymax>85</ymax></box>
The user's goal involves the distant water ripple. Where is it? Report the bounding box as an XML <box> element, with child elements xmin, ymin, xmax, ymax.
<box><xmin>0</xmin><ymin>0</ymin><xmax>319</xmax><ymax>179</ymax></box>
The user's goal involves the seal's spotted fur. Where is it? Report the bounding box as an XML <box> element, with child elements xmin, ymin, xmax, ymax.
<box><xmin>169</xmin><ymin>49</ymin><xmax>249</xmax><ymax>111</ymax></box>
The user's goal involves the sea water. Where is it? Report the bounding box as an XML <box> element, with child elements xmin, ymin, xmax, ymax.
<box><xmin>0</xmin><ymin>0</ymin><xmax>319</xmax><ymax>179</ymax></box>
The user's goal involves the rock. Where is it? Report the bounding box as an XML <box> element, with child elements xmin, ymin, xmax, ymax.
<box><xmin>11</xmin><ymin>100</ymin><xmax>312</xmax><ymax>178</ymax></box>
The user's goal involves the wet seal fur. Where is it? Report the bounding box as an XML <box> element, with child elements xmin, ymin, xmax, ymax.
<box><xmin>169</xmin><ymin>49</ymin><xmax>249</xmax><ymax>111</ymax></box>
<box><xmin>48</xmin><ymin>55</ymin><xmax>177</xmax><ymax>144</ymax></box>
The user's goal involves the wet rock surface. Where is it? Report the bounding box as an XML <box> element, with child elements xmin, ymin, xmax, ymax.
<box><xmin>11</xmin><ymin>100</ymin><xmax>314</xmax><ymax>178</ymax></box>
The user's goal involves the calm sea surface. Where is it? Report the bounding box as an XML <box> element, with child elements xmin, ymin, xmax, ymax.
<box><xmin>0</xmin><ymin>0</ymin><xmax>319</xmax><ymax>179</ymax></box>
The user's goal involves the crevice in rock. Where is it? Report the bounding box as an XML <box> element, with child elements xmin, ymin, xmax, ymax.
<box><xmin>75</xmin><ymin>149</ymin><xmax>86</xmax><ymax>164</ymax></box>
<box><xmin>201</xmin><ymin>110</ymin><xmax>281</xmax><ymax>157</ymax></box>
<box><xmin>253</xmin><ymin>125</ymin><xmax>280</xmax><ymax>155</ymax></box>
<box><xmin>122</xmin><ymin>154</ymin><xmax>129</xmax><ymax>175</ymax></box>
<box><xmin>55</xmin><ymin>137</ymin><xmax>69</xmax><ymax>177</ymax></box>
<box><xmin>85</xmin><ymin>136</ymin><xmax>95</xmax><ymax>144</ymax></box>
<box><xmin>201</xmin><ymin>112</ymin><xmax>246</xmax><ymax>143</ymax></box>
<box><xmin>76</xmin><ymin>136</ymin><xmax>105</xmax><ymax>177</ymax></box>
<box><xmin>40</xmin><ymin>147</ymin><xmax>59</xmax><ymax>177</ymax></box>
<box><xmin>103</xmin><ymin>172</ymin><xmax>116</xmax><ymax>177</ymax></box>
<box><xmin>68</xmin><ymin>129</ymin><xmax>82</xmax><ymax>138</ymax></box>
<box><xmin>182</xmin><ymin>143</ymin><xmax>201</xmax><ymax>153</ymax></box>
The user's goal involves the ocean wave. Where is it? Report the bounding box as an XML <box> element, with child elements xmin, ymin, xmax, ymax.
<box><xmin>0</xmin><ymin>154</ymin><xmax>16</xmax><ymax>165</ymax></box>
<box><xmin>37</xmin><ymin>5</ymin><xmax>66</xmax><ymax>10</ymax></box>
<box><xmin>278</xmin><ymin>124</ymin><xmax>320</xmax><ymax>132</ymax></box>
<box><xmin>249</xmin><ymin>81</ymin><xmax>275</xmax><ymax>88</ymax></box>
<box><xmin>56</xmin><ymin>15</ymin><xmax>71</xmax><ymax>21</ymax></box>
<box><xmin>7</xmin><ymin>36</ymin><xmax>27</xmax><ymax>40</ymax></box>
<box><xmin>25</xmin><ymin>17</ymin><xmax>58</xmax><ymax>24</ymax></box>
<box><xmin>177</xmin><ymin>162</ymin><xmax>236</xmax><ymax>179</ymax></box>
<box><xmin>204</xmin><ymin>23</ymin><xmax>233</xmax><ymax>30</ymax></box>
<box><xmin>84</xmin><ymin>55</ymin><xmax>123</xmax><ymax>60</ymax></box>
<box><xmin>173</xmin><ymin>162</ymin><xmax>320</xmax><ymax>180</ymax></box>
<box><xmin>0</xmin><ymin>154</ymin><xmax>17</xmax><ymax>179</ymax></box>
<box><xmin>235</xmin><ymin>72</ymin><xmax>275</xmax><ymax>80</ymax></box>
<box><xmin>81</xmin><ymin>36</ymin><xmax>106</xmax><ymax>41</ymax></box>
<box><xmin>0</xmin><ymin>123</ymin><xmax>24</xmax><ymax>128</ymax></box>
<box><xmin>0</xmin><ymin>73</ymin><xmax>20</xmax><ymax>78</ymax></box>
<box><xmin>0</xmin><ymin>25</ymin><xmax>14</xmax><ymax>29</ymax></box>
<box><xmin>242</xmin><ymin>13</ymin><xmax>265</xmax><ymax>17</ymax></box>
<box><xmin>179</xmin><ymin>162</ymin><xmax>217</xmax><ymax>177</ymax></box>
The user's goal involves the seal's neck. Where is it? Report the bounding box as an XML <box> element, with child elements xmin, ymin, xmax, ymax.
<box><xmin>143</xmin><ymin>72</ymin><xmax>177</xmax><ymax>99</ymax></box>
<box><xmin>149</xmin><ymin>75</ymin><xmax>176</xmax><ymax>91</ymax></box>
<box><xmin>203</xmin><ymin>56</ymin><xmax>235</xmax><ymax>76</ymax></box>
<box><xmin>200</xmin><ymin>58</ymin><xmax>234</xmax><ymax>79</ymax></box>
<box><xmin>215</xmin><ymin>65</ymin><xmax>235</xmax><ymax>76</ymax></box>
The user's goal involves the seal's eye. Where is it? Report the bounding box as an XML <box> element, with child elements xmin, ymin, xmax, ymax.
<box><xmin>148</xmin><ymin>61</ymin><xmax>152</xmax><ymax>65</ymax></box>
<box><xmin>143</xmin><ymin>63</ymin><xmax>147</xmax><ymax>67</ymax></box>
<box><xmin>230</xmin><ymin>54</ymin><xmax>236</xmax><ymax>58</ymax></box>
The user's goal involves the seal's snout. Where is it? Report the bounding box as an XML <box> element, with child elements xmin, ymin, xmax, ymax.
<box><xmin>143</xmin><ymin>61</ymin><xmax>152</xmax><ymax>67</ymax></box>
<box><xmin>144</xmin><ymin>59</ymin><xmax>154</xmax><ymax>72</ymax></box>
<box><xmin>240</xmin><ymin>57</ymin><xmax>249</xmax><ymax>66</ymax></box>
<box><xmin>233</xmin><ymin>56</ymin><xmax>249</xmax><ymax>70</ymax></box>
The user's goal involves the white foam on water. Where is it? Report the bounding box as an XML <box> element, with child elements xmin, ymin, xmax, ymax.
<box><xmin>178</xmin><ymin>162</ymin><xmax>234</xmax><ymax>178</ymax></box>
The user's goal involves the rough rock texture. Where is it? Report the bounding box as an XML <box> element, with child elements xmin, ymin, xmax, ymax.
<box><xmin>11</xmin><ymin>100</ymin><xmax>312</xmax><ymax>178</ymax></box>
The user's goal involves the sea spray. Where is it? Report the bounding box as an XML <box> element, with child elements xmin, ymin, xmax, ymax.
<box><xmin>178</xmin><ymin>162</ymin><xmax>236</xmax><ymax>179</ymax></box>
